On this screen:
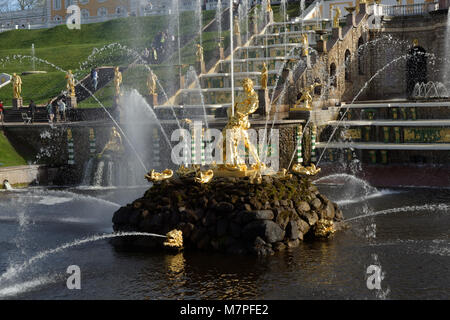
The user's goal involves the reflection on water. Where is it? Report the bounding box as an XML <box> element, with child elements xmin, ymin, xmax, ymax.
<box><xmin>0</xmin><ymin>183</ymin><xmax>448</xmax><ymax>299</ymax></box>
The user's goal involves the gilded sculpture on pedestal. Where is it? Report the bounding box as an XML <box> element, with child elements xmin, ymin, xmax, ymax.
<box><xmin>261</xmin><ymin>62</ymin><xmax>268</xmax><ymax>89</ymax></box>
<box><xmin>196</xmin><ymin>44</ymin><xmax>204</xmax><ymax>63</ymax></box>
<box><xmin>98</xmin><ymin>127</ymin><xmax>124</xmax><ymax>159</ymax></box>
<box><xmin>221</xmin><ymin>78</ymin><xmax>261</xmax><ymax>170</ymax></box>
<box><xmin>233</xmin><ymin>16</ymin><xmax>240</xmax><ymax>35</ymax></box>
<box><xmin>65</xmin><ymin>70</ymin><xmax>76</xmax><ymax>97</ymax></box>
<box><xmin>145</xmin><ymin>169</ymin><xmax>174</xmax><ymax>182</ymax></box>
<box><xmin>295</xmin><ymin>83</ymin><xmax>320</xmax><ymax>110</ymax></box>
<box><xmin>12</xmin><ymin>73</ymin><xmax>22</xmax><ymax>99</ymax></box>
<box><xmin>147</xmin><ymin>71</ymin><xmax>158</xmax><ymax>96</ymax></box>
<box><xmin>266</xmin><ymin>0</ymin><xmax>272</xmax><ymax>12</ymax></box>
<box><xmin>301</xmin><ymin>33</ymin><xmax>309</xmax><ymax>56</ymax></box>
<box><xmin>333</xmin><ymin>7</ymin><xmax>341</xmax><ymax>28</ymax></box>
<box><xmin>114</xmin><ymin>66</ymin><xmax>122</xmax><ymax>96</ymax></box>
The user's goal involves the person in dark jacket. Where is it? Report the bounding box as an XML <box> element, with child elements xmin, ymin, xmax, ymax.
<box><xmin>28</xmin><ymin>100</ymin><xmax>36</xmax><ymax>123</ymax></box>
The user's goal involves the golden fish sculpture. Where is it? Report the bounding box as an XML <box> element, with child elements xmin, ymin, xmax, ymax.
<box><xmin>145</xmin><ymin>169</ymin><xmax>173</xmax><ymax>182</ymax></box>
<box><xmin>291</xmin><ymin>163</ymin><xmax>321</xmax><ymax>176</ymax></box>
<box><xmin>194</xmin><ymin>169</ymin><xmax>214</xmax><ymax>184</ymax></box>
<box><xmin>164</xmin><ymin>229</ymin><xmax>183</xmax><ymax>249</ymax></box>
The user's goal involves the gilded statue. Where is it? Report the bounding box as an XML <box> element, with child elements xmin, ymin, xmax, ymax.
<box><xmin>261</xmin><ymin>62</ymin><xmax>268</xmax><ymax>90</ymax></box>
<box><xmin>266</xmin><ymin>0</ymin><xmax>272</xmax><ymax>12</ymax></box>
<box><xmin>147</xmin><ymin>71</ymin><xmax>158</xmax><ymax>96</ymax></box>
<box><xmin>194</xmin><ymin>169</ymin><xmax>214</xmax><ymax>184</ymax></box>
<box><xmin>222</xmin><ymin>78</ymin><xmax>261</xmax><ymax>169</ymax></box>
<box><xmin>114</xmin><ymin>66</ymin><xmax>122</xmax><ymax>96</ymax></box>
<box><xmin>145</xmin><ymin>169</ymin><xmax>174</xmax><ymax>182</ymax></box>
<box><xmin>12</xmin><ymin>73</ymin><xmax>22</xmax><ymax>99</ymax></box>
<box><xmin>314</xmin><ymin>219</ymin><xmax>336</xmax><ymax>238</ymax></box>
<box><xmin>196</xmin><ymin>44</ymin><xmax>204</xmax><ymax>62</ymax></box>
<box><xmin>296</xmin><ymin>83</ymin><xmax>320</xmax><ymax>109</ymax></box>
<box><xmin>164</xmin><ymin>229</ymin><xmax>183</xmax><ymax>249</ymax></box>
<box><xmin>98</xmin><ymin>127</ymin><xmax>124</xmax><ymax>158</ymax></box>
<box><xmin>233</xmin><ymin>17</ymin><xmax>240</xmax><ymax>35</ymax></box>
<box><xmin>89</xmin><ymin>128</ymin><xmax>95</xmax><ymax>140</ymax></box>
<box><xmin>65</xmin><ymin>70</ymin><xmax>76</xmax><ymax>97</ymax></box>
<box><xmin>301</xmin><ymin>33</ymin><xmax>309</xmax><ymax>56</ymax></box>
<box><xmin>333</xmin><ymin>7</ymin><xmax>341</xmax><ymax>28</ymax></box>
<box><xmin>291</xmin><ymin>163</ymin><xmax>321</xmax><ymax>176</ymax></box>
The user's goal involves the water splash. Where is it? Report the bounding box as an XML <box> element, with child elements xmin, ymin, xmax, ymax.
<box><xmin>346</xmin><ymin>204</ymin><xmax>450</xmax><ymax>222</ymax></box>
<box><xmin>0</xmin><ymin>232</ymin><xmax>166</xmax><ymax>284</ymax></box>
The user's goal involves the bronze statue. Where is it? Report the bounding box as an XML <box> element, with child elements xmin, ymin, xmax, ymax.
<box><xmin>147</xmin><ymin>71</ymin><xmax>158</xmax><ymax>96</ymax></box>
<box><xmin>98</xmin><ymin>127</ymin><xmax>124</xmax><ymax>158</ymax></box>
<box><xmin>222</xmin><ymin>78</ymin><xmax>261</xmax><ymax>169</ymax></box>
<box><xmin>65</xmin><ymin>70</ymin><xmax>76</xmax><ymax>97</ymax></box>
<box><xmin>333</xmin><ymin>7</ymin><xmax>341</xmax><ymax>28</ymax></box>
<box><xmin>12</xmin><ymin>73</ymin><xmax>22</xmax><ymax>99</ymax></box>
<box><xmin>261</xmin><ymin>62</ymin><xmax>268</xmax><ymax>89</ymax></box>
<box><xmin>114</xmin><ymin>66</ymin><xmax>122</xmax><ymax>96</ymax></box>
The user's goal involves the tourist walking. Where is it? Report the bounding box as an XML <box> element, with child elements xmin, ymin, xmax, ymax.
<box><xmin>28</xmin><ymin>100</ymin><xmax>36</xmax><ymax>124</ymax></box>
<box><xmin>91</xmin><ymin>68</ymin><xmax>98</xmax><ymax>91</ymax></box>
<box><xmin>0</xmin><ymin>100</ymin><xmax>4</xmax><ymax>124</ymax></box>
<box><xmin>57</xmin><ymin>99</ymin><xmax>66</xmax><ymax>122</ymax></box>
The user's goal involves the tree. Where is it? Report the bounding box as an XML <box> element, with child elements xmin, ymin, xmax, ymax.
<box><xmin>15</xmin><ymin>0</ymin><xmax>45</xmax><ymax>10</ymax></box>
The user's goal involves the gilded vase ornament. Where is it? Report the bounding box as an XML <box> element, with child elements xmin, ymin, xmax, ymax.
<box><xmin>65</xmin><ymin>70</ymin><xmax>76</xmax><ymax>97</ymax></box>
<box><xmin>261</xmin><ymin>62</ymin><xmax>268</xmax><ymax>90</ymax></box>
<box><xmin>114</xmin><ymin>66</ymin><xmax>122</xmax><ymax>96</ymax></box>
<box><xmin>333</xmin><ymin>7</ymin><xmax>341</xmax><ymax>28</ymax></box>
<box><xmin>98</xmin><ymin>127</ymin><xmax>124</xmax><ymax>158</ymax></box>
<box><xmin>12</xmin><ymin>73</ymin><xmax>22</xmax><ymax>99</ymax></box>
<box><xmin>164</xmin><ymin>229</ymin><xmax>183</xmax><ymax>249</ymax></box>
<box><xmin>291</xmin><ymin>163</ymin><xmax>321</xmax><ymax>176</ymax></box>
<box><xmin>145</xmin><ymin>169</ymin><xmax>174</xmax><ymax>182</ymax></box>
<box><xmin>221</xmin><ymin>78</ymin><xmax>261</xmax><ymax>169</ymax></box>
<box><xmin>194</xmin><ymin>169</ymin><xmax>214</xmax><ymax>184</ymax></box>
<box><xmin>147</xmin><ymin>71</ymin><xmax>158</xmax><ymax>96</ymax></box>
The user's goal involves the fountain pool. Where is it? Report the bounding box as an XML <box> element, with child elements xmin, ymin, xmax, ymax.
<box><xmin>0</xmin><ymin>183</ymin><xmax>448</xmax><ymax>299</ymax></box>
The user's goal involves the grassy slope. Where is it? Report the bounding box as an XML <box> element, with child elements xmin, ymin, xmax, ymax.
<box><xmin>0</xmin><ymin>130</ymin><xmax>27</xmax><ymax>167</ymax></box>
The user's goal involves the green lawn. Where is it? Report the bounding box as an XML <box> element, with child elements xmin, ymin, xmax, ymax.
<box><xmin>0</xmin><ymin>130</ymin><xmax>27</xmax><ymax>167</ymax></box>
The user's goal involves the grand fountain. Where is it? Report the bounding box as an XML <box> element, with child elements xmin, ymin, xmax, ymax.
<box><xmin>0</xmin><ymin>0</ymin><xmax>449</xmax><ymax>299</ymax></box>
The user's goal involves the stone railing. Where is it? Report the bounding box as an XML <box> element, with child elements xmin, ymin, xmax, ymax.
<box><xmin>369</xmin><ymin>2</ymin><xmax>440</xmax><ymax>17</ymax></box>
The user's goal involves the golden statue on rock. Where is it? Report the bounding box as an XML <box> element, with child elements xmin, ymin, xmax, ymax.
<box><xmin>65</xmin><ymin>70</ymin><xmax>76</xmax><ymax>97</ymax></box>
<box><xmin>194</xmin><ymin>169</ymin><xmax>214</xmax><ymax>184</ymax></box>
<box><xmin>164</xmin><ymin>229</ymin><xmax>183</xmax><ymax>249</ymax></box>
<box><xmin>114</xmin><ymin>66</ymin><xmax>122</xmax><ymax>96</ymax></box>
<box><xmin>220</xmin><ymin>78</ymin><xmax>262</xmax><ymax>172</ymax></box>
<box><xmin>145</xmin><ymin>169</ymin><xmax>174</xmax><ymax>182</ymax></box>
<box><xmin>12</xmin><ymin>73</ymin><xmax>22</xmax><ymax>99</ymax></box>
<box><xmin>98</xmin><ymin>127</ymin><xmax>124</xmax><ymax>159</ymax></box>
<box><xmin>291</xmin><ymin>163</ymin><xmax>321</xmax><ymax>176</ymax></box>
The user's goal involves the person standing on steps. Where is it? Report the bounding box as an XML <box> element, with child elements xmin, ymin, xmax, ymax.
<box><xmin>46</xmin><ymin>99</ymin><xmax>54</xmax><ymax>123</ymax></box>
<box><xmin>58</xmin><ymin>99</ymin><xmax>66</xmax><ymax>122</ymax></box>
<box><xmin>28</xmin><ymin>100</ymin><xmax>36</xmax><ymax>124</ymax></box>
<box><xmin>91</xmin><ymin>68</ymin><xmax>98</xmax><ymax>91</ymax></box>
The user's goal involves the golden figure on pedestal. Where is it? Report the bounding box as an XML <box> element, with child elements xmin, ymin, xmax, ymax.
<box><xmin>147</xmin><ymin>71</ymin><xmax>158</xmax><ymax>96</ymax></box>
<box><xmin>196</xmin><ymin>44</ymin><xmax>204</xmax><ymax>63</ymax></box>
<box><xmin>221</xmin><ymin>78</ymin><xmax>261</xmax><ymax>171</ymax></box>
<box><xmin>301</xmin><ymin>33</ymin><xmax>309</xmax><ymax>56</ymax></box>
<box><xmin>98</xmin><ymin>127</ymin><xmax>124</xmax><ymax>159</ymax></box>
<box><xmin>194</xmin><ymin>169</ymin><xmax>214</xmax><ymax>184</ymax></box>
<box><xmin>65</xmin><ymin>70</ymin><xmax>76</xmax><ymax>97</ymax></box>
<box><xmin>291</xmin><ymin>163</ymin><xmax>321</xmax><ymax>176</ymax></box>
<box><xmin>114</xmin><ymin>66</ymin><xmax>122</xmax><ymax>96</ymax></box>
<box><xmin>233</xmin><ymin>16</ymin><xmax>240</xmax><ymax>35</ymax></box>
<box><xmin>12</xmin><ymin>73</ymin><xmax>22</xmax><ymax>99</ymax></box>
<box><xmin>333</xmin><ymin>7</ymin><xmax>341</xmax><ymax>28</ymax></box>
<box><xmin>295</xmin><ymin>83</ymin><xmax>320</xmax><ymax>110</ymax></box>
<box><xmin>261</xmin><ymin>62</ymin><xmax>268</xmax><ymax>89</ymax></box>
<box><xmin>266</xmin><ymin>0</ymin><xmax>272</xmax><ymax>12</ymax></box>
